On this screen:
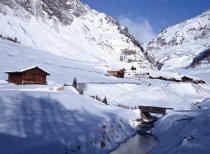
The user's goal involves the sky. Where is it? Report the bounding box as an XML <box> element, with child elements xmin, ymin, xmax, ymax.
<box><xmin>80</xmin><ymin>0</ymin><xmax>210</xmax><ymax>44</ymax></box>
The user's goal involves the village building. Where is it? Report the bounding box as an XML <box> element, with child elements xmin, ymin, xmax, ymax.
<box><xmin>107</xmin><ymin>69</ymin><xmax>125</xmax><ymax>78</ymax></box>
<box><xmin>5</xmin><ymin>66</ymin><xmax>50</xmax><ymax>85</ymax></box>
<box><xmin>134</xmin><ymin>72</ymin><xmax>150</xmax><ymax>79</ymax></box>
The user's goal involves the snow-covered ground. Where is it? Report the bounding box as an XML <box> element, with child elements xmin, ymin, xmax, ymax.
<box><xmin>85</xmin><ymin>79</ymin><xmax>209</xmax><ymax>110</ymax></box>
<box><xmin>0</xmin><ymin>39</ymin><xmax>209</xmax><ymax>153</ymax></box>
<box><xmin>151</xmin><ymin>99</ymin><xmax>210</xmax><ymax>154</ymax></box>
<box><xmin>0</xmin><ymin>0</ymin><xmax>210</xmax><ymax>153</ymax></box>
<box><xmin>0</xmin><ymin>83</ymin><xmax>138</xmax><ymax>154</ymax></box>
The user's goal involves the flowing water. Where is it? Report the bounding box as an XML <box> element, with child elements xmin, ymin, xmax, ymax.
<box><xmin>110</xmin><ymin>134</ymin><xmax>158</xmax><ymax>154</ymax></box>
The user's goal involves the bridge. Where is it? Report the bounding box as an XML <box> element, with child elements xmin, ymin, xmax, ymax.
<box><xmin>138</xmin><ymin>106</ymin><xmax>173</xmax><ymax>123</ymax></box>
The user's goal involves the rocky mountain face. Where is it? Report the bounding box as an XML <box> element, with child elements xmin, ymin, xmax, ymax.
<box><xmin>147</xmin><ymin>9</ymin><xmax>210</xmax><ymax>70</ymax></box>
<box><xmin>0</xmin><ymin>0</ymin><xmax>88</xmax><ymax>25</ymax></box>
<box><xmin>0</xmin><ymin>0</ymin><xmax>153</xmax><ymax>67</ymax></box>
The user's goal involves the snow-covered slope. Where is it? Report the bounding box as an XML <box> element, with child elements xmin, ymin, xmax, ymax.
<box><xmin>151</xmin><ymin>99</ymin><xmax>210</xmax><ymax>154</ymax></box>
<box><xmin>0</xmin><ymin>84</ymin><xmax>138</xmax><ymax>154</ymax></box>
<box><xmin>147</xmin><ymin>9</ymin><xmax>210</xmax><ymax>70</ymax></box>
<box><xmin>0</xmin><ymin>0</ymin><xmax>152</xmax><ymax>67</ymax></box>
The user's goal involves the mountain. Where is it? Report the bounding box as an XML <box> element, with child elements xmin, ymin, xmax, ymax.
<box><xmin>0</xmin><ymin>0</ymin><xmax>153</xmax><ymax>67</ymax></box>
<box><xmin>147</xmin><ymin>9</ymin><xmax>210</xmax><ymax>70</ymax></box>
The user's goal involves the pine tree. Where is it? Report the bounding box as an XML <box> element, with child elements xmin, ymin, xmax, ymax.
<box><xmin>14</xmin><ymin>37</ymin><xmax>18</xmax><ymax>43</ymax></box>
<box><xmin>131</xmin><ymin>65</ymin><xmax>136</xmax><ymax>71</ymax></box>
<box><xmin>103</xmin><ymin>96</ymin><xmax>108</xmax><ymax>105</ymax></box>
<box><xmin>73</xmin><ymin>77</ymin><xmax>77</xmax><ymax>89</ymax></box>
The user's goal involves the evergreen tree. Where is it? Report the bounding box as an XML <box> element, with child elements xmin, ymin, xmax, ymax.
<box><xmin>103</xmin><ymin>96</ymin><xmax>108</xmax><ymax>105</ymax></box>
<box><xmin>14</xmin><ymin>37</ymin><xmax>18</xmax><ymax>43</ymax></box>
<box><xmin>73</xmin><ymin>77</ymin><xmax>77</xmax><ymax>89</ymax></box>
<box><xmin>131</xmin><ymin>65</ymin><xmax>136</xmax><ymax>71</ymax></box>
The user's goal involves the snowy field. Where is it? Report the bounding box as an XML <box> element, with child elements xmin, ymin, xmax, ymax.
<box><xmin>0</xmin><ymin>39</ymin><xmax>210</xmax><ymax>153</ymax></box>
<box><xmin>85</xmin><ymin>81</ymin><xmax>209</xmax><ymax>110</ymax></box>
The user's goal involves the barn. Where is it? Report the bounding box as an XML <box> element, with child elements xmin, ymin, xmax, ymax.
<box><xmin>107</xmin><ymin>69</ymin><xmax>125</xmax><ymax>78</ymax></box>
<box><xmin>5</xmin><ymin>66</ymin><xmax>50</xmax><ymax>85</ymax></box>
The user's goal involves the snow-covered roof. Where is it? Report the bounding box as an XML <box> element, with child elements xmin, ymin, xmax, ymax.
<box><xmin>107</xmin><ymin>70</ymin><xmax>120</xmax><ymax>72</ymax></box>
<box><xmin>107</xmin><ymin>67</ymin><xmax>126</xmax><ymax>72</ymax></box>
<box><xmin>5</xmin><ymin>66</ymin><xmax>50</xmax><ymax>75</ymax></box>
<box><xmin>149</xmin><ymin>71</ymin><xmax>201</xmax><ymax>80</ymax></box>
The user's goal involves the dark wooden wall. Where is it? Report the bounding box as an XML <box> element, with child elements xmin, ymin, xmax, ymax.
<box><xmin>8</xmin><ymin>68</ymin><xmax>48</xmax><ymax>85</ymax></box>
<box><xmin>8</xmin><ymin>73</ymin><xmax>23</xmax><ymax>84</ymax></box>
<box><xmin>117</xmin><ymin>71</ymin><xmax>125</xmax><ymax>78</ymax></box>
<box><xmin>108</xmin><ymin>71</ymin><xmax>125</xmax><ymax>78</ymax></box>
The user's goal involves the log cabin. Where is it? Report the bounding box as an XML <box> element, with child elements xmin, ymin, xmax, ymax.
<box><xmin>107</xmin><ymin>69</ymin><xmax>125</xmax><ymax>78</ymax></box>
<box><xmin>5</xmin><ymin>66</ymin><xmax>50</xmax><ymax>85</ymax></box>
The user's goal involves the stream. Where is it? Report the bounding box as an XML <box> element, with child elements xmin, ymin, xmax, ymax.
<box><xmin>110</xmin><ymin>133</ymin><xmax>158</xmax><ymax>154</ymax></box>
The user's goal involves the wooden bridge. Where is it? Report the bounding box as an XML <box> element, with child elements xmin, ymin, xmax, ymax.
<box><xmin>138</xmin><ymin>106</ymin><xmax>173</xmax><ymax>115</ymax></box>
<box><xmin>138</xmin><ymin>106</ymin><xmax>173</xmax><ymax>123</ymax></box>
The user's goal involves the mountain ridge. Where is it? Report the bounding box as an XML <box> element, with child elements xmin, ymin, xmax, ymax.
<box><xmin>146</xmin><ymin>9</ymin><xmax>210</xmax><ymax>70</ymax></box>
<box><xmin>0</xmin><ymin>0</ymin><xmax>154</xmax><ymax>67</ymax></box>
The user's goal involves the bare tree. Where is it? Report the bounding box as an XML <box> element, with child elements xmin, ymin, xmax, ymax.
<box><xmin>77</xmin><ymin>83</ymin><xmax>86</xmax><ymax>95</ymax></box>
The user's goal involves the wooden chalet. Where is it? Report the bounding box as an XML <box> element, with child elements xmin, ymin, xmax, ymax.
<box><xmin>107</xmin><ymin>69</ymin><xmax>125</xmax><ymax>78</ymax></box>
<box><xmin>5</xmin><ymin>66</ymin><xmax>50</xmax><ymax>85</ymax></box>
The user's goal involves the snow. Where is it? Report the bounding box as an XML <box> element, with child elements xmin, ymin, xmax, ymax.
<box><xmin>0</xmin><ymin>2</ymin><xmax>210</xmax><ymax>153</ymax></box>
<box><xmin>147</xmin><ymin>9</ymin><xmax>210</xmax><ymax>70</ymax></box>
<box><xmin>148</xmin><ymin>70</ymin><xmax>202</xmax><ymax>81</ymax></box>
<box><xmin>0</xmin><ymin>81</ymin><xmax>138</xmax><ymax>154</ymax></box>
<box><xmin>0</xmin><ymin>38</ymin><xmax>209</xmax><ymax>153</ymax></box>
<box><xmin>85</xmin><ymin>81</ymin><xmax>209</xmax><ymax>110</ymax></box>
<box><xmin>5</xmin><ymin>65</ymin><xmax>50</xmax><ymax>74</ymax></box>
<box><xmin>0</xmin><ymin>1</ymin><xmax>150</xmax><ymax>67</ymax></box>
<box><xmin>0</xmin><ymin>39</ymin><xmax>143</xmax><ymax>153</ymax></box>
<box><xmin>151</xmin><ymin>99</ymin><xmax>210</xmax><ymax>154</ymax></box>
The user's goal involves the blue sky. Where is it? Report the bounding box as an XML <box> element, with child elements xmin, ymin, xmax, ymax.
<box><xmin>80</xmin><ymin>0</ymin><xmax>210</xmax><ymax>43</ymax></box>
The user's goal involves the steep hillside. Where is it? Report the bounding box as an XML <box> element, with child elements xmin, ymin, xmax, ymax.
<box><xmin>0</xmin><ymin>0</ymin><xmax>152</xmax><ymax>67</ymax></box>
<box><xmin>147</xmin><ymin>9</ymin><xmax>210</xmax><ymax>70</ymax></box>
